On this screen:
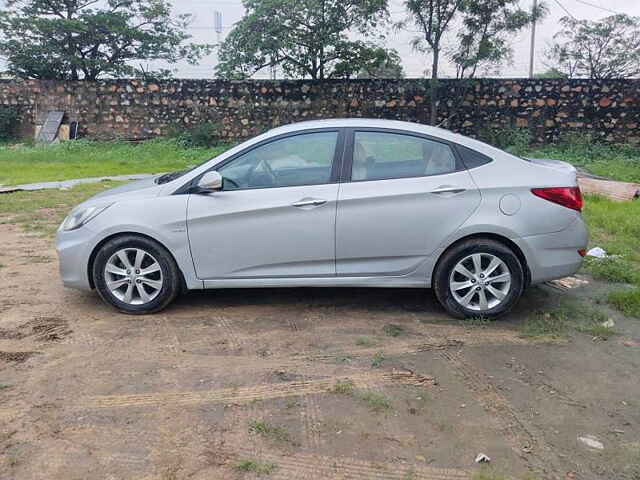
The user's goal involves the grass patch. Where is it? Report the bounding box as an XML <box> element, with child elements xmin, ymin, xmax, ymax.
<box><xmin>578</xmin><ymin>194</ymin><xmax>640</xmax><ymax>318</ymax></box>
<box><xmin>382</xmin><ymin>323</ymin><xmax>404</xmax><ymax>337</ymax></box>
<box><xmin>584</xmin><ymin>257</ymin><xmax>640</xmax><ymax>285</ymax></box>
<box><xmin>472</xmin><ymin>470</ymin><xmax>508</xmax><ymax>480</ymax></box>
<box><xmin>358</xmin><ymin>391</ymin><xmax>392</xmax><ymax>412</ymax></box>
<box><xmin>520</xmin><ymin>301</ymin><xmax>615</xmax><ymax>339</ymax></box>
<box><xmin>235</xmin><ymin>458</ymin><xmax>278</xmax><ymax>475</ymax></box>
<box><xmin>581</xmin><ymin>195</ymin><xmax>640</xmax><ymax>282</ymax></box>
<box><xmin>608</xmin><ymin>289</ymin><xmax>640</xmax><ymax>318</ymax></box>
<box><xmin>331</xmin><ymin>380</ymin><xmax>355</xmax><ymax>395</ymax></box>
<box><xmin>371</xmin><ymin>351</ymin><xmax>386</xmax><ymax>368</ymax></box>
<box><xmin>520</xmin><ymin>311</ymin><xmax>569</xmax><ymax>339</ymax></box>
<box><xmin>0</xmin><ymin>181</ymin><xmax>126</xmax><ymax>237</ymax></box>
<box><xmin>0</xmin><ymin>139</ymin><xmax>228</xmax><ymax>185</ymax></box>
<box><xmin>248</xmin><ymin>419</ymin><xmax>291</xmax><ymax>443</ymax></box>
<box><xmin>355</xmin><ymin>337</ymin><xmax>376</xmax><ymax>347</ymax></box>
<box><xmin>464</xmin><ymin>316</ymin><xmax>491</xmax><ymax>327</ymax></box>
<box><xmin>329</xmin><ymin>379</ymin><xmax>391</xmax><ymax>412</ymax></box>
<box><xmin>524</xmin><ymin>137</ymin><xmax>640</xmax><ymax>184</ymax></box>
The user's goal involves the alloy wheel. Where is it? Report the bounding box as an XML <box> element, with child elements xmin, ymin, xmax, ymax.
<box><xmin>104</xmin><ymin>248</ymin><xmax>163</xmax><ymax>305</ymax></box>
<box><xmin>448</xmin><ymin>253</ymin><xmax>512</xmax><ymax>312</ymax></box>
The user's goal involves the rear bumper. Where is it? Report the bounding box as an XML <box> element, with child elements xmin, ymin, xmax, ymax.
<box><xmin>515</xmin><ymin>216</ymin><xmax>589</xmax><ymax>284</ymax></box>
<box><xmin>55</xmin><ymin>226</ymin><xmax>95</xmax><ymax>291</ymax></box>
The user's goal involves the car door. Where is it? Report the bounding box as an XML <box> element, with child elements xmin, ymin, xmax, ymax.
<box><xmin>187</xmin><ymin>129</ymin><xmax>343</xmax><ymax>280</ymax></box>
<box><xmin>335</xmin><ymin>129</ymin><xmax>481</xmax><ymax>276</ymax></box>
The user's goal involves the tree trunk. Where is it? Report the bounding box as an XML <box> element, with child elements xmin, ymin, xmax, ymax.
<box><xmin>429</xmin><ymin>47</ymin><xmax>439</xmax><ymax>126</ymax></box>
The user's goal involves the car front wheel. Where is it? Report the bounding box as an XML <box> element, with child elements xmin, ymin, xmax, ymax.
<box><xmin>92</xmin><ymin>235</ymin><xmax>181</xmax><ymax>314</ymax></box>
<box><xmin>433</xmin><ymin>238</ymin><xmax>525</xmax><ymax>319</ymax></box>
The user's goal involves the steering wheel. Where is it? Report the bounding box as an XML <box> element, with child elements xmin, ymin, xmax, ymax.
<box><xmin>247</xmin><ymin>158</ymin><xmax>278</xmax><ymax>187</ymax></box>
<box><xmin>223</xmin><ymin>177</ymin><xmax>240</xmax><ymax>189</ymax></box>
<box><xmin>260</xmin><ymin>159</ymin><xmax>278</xmax><ymax>185</ymax></box>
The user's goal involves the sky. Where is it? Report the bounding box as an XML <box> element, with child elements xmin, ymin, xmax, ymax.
<box><xmin>1</xmin><ymin>0</ymin><xmax>639</xmax><ymax>78</ymax></box>
<box><xmin>168</xmin><ymin>0</ymin><xmax>640</xmax><ymax>79</ymax></box>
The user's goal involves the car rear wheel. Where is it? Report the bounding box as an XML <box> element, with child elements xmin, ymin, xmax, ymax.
<box><xmin>92</xmin><ymin>235</ymin><xmax>181</xmax><ymax>314</ymax></box>
<box><xmin>433</xmin><ymin>238</ymin><xmax>525</xmax><ymax>319</ymax></box>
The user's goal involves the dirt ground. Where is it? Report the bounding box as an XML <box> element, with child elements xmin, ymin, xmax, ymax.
<box><xmin>1</xmin><ymin>222</ymin><xmax>639</xmax><ymax>480</ymax></box>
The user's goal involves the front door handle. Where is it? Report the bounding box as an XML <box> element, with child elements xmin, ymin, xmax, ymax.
<box><xmin>430</xmin><ymin>186</ymin><xmax>466</xmax><ymax>195</ymax></box>
<box><xmin>292</xmin><ymin>198</ymin><xmax>327</xmax><ymax>208</ymax></box>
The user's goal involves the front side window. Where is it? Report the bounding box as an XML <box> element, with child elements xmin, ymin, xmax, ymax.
<box><xmin>218</xmin><ymin>131</ymin><xmax>338</xmax><ymax>190</ymax></box>
<box><xmin>351</xmin><ymin>131</ymin><xmax>461</xmax><ymax>181</ymax></box>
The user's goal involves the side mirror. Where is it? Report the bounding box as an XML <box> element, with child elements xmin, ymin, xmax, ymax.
<box><xmin>196</xmin><ymin>171</ymin><xmax>223</xmax><ymax>192</ymax></box>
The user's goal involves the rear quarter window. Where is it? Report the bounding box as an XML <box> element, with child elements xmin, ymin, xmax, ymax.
<box><xmin>456</xmin><ymin>145</ymin><xmax>493</xmax><ymax>169</ymax></box>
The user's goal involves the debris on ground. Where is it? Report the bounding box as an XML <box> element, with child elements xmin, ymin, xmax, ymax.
<box><xmin>578</xmin><ymin>435</ymin><xmax>604</xmax><ymax>450</ymax></box>
<box><xmin>586</xmin><ymin>247</ymin><xmax>608</xmax><ymax>259</ymax></box>
<box><xmin>474</xmin><ymin>453</ymin><xmax>490</xmax><ymax>463</ymax></box>
<box><xmin>548</xmin><ymin>276</ymin><xmax>590</xmax><ymax>290</ymax></box>
<box><xmin>601</xmin><ymin>319</ymin><xmax>615</xmax><ymax>329</ymax></box>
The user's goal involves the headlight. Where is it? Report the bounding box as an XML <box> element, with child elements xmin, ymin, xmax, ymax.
<box><xmin>61</xmin><ymin>204</ymin><xmax>113</xmax><ymax>231</ymax></box>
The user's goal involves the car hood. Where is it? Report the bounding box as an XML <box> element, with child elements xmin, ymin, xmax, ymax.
<box><xmin>72</xmin><ymin>176</ymin><xmax>165</xmax><ymax>213</ymax></box>
<box><xmin>89</xmin><ymin>176</ymin><xmax>162</xmax><ymax>200</ymax></box>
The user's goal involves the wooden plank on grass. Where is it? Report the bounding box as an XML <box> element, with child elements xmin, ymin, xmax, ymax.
<box><xmin>578</xmin><ymin>177</ymin><xmax>639</xmax><ymax>202</ymax></box>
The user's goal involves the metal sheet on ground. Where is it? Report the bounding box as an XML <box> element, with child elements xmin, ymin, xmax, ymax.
<box><xmin>37</xmin><ymin>111</ymin><xmax>65</xmax><ymax>143</ymax></box>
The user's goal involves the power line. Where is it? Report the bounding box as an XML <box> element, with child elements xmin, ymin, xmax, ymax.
<box><xmin>572</xmin><ymin>0</ymin><xmax>623</xmax><ymax>15</ymax></box>
<box><xmin>553</xmin><ymin>0</ymin><xmax>576</xmax><ymax>19</ymax></box>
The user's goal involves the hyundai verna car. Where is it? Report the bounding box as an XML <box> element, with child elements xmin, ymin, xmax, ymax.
<box><xmin>56</xmin><ymin>119</ymin><xmax>588</xmax><ymax>318</ymax></box>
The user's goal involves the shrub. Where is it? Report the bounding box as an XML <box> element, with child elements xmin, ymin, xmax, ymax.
<box><xmin>167</xmin><ymin>122</ymin><xmax>222</xmax><ymax>148</ymax></box>
<box><xmin>0</xmin><ymin>107</ymin><xmax>19</xmax><ymax>141</ymax></box>
<box><xmin>477</xmin><ymin>126</ymin><xmax>531</xmax><ymax>155</ymax></box>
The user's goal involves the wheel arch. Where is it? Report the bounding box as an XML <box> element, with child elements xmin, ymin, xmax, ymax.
<box><xmin>87</xmin><ymin>232</ymin><xmax>188</xmax><ymax>293</ymax></box>
<box><xmin>433</xmin><ymin>233</ymin><xmax>531</xmax><ymax>287</ymax></box>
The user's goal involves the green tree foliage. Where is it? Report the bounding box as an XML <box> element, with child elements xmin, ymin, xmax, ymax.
<box><xmin>399</xmin><ymin>0</ymin><xmax>465</xmax><ymax>125</ymax></box>
<box><xmin>534</xmin><ymin>67</ymin><xmax>567</xmax><ymax>79</ymax></box>
<box><xmin>0</xmin><ymin>0</ymin><xmax>211</xmax><ymax>80</ymax></box>
<box><xmin>215</xmin><ymin>0</ymin><xmax>392</xmax><ymax>80</ymax></box>
<box><xmin>548</xmin><ymin>14</ymin><xmax>640</xmax><ymax>79</ymax></box>
<box><xmin>356</xmin><ymin>48</ymin><xmax>405</xmax><ymax>79</ymax></box>
<box><xmin>452</xmin><ymin>0</ymin><xmax>547</xmax><ymax>78</ymax></box>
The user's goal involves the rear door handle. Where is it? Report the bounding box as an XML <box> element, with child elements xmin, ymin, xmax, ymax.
<box><xmin>430</xmin><ymin>186</ymin><xmax>466</xmax><ymax>195</ymax></box>
<box><xmin>292</xmin><ymin>198</ymin><xmax>327</xmax><ymax>208</ymax></box>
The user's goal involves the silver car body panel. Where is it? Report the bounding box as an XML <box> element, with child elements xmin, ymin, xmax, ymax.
<box><xmin>56</xmin><ymin>119</ymin><xmax>588</xmax><ymax>293</ymax></box>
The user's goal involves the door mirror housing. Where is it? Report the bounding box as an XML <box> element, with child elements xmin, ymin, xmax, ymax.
<box><xmin>196</xmin><ymin>171</ymin><xmax>223</xmax><ymax>193</ymax></box>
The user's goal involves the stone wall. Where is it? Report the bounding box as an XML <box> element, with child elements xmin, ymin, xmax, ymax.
<box><xmin>1</xmin><ymin>78</ymin><xmax>639</xmax><ymax>144</ymax></box>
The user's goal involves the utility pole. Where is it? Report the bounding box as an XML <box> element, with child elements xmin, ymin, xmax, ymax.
<box><xmin>529</xmin><ymin>0</ymin><xmax>537</xmax><ymax>78</ymax></box>
<box><xmin>214</xmin><ymin>10</ymin><xmax>223</xmax><ymax>44</ymax></box>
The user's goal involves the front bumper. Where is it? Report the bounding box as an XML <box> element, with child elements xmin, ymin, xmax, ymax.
<box><xmin>514</xmin><ymin>215</ymin><xmax>589</xmax><ymax>284</ymax></box>
<box><xmin>55</xmin><ymin>225</ymin><xmax>96</xmax><ymax>291</ymax></box>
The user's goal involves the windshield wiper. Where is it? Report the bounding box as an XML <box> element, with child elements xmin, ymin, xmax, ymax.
<box><xmin>156</xmin><ymin>170</ymin><xmax>186</xmax><ymax>184</ymax></box>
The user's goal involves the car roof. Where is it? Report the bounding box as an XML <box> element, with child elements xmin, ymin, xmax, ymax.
<box><xmin>266</xmin><ymin>118</ymin><xmax>505</xmax><ymax>158</ymax></box>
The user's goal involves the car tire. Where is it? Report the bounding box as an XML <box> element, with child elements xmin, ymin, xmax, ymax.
<box><xmin>92</xmin><ymin>235</ymin><xmax>182</xmax><ymax>315</ymax></box>
<box><xmin>433</xmin><ymin>238</ymin><xmax>525</xmax><ymax>319</ymax></box>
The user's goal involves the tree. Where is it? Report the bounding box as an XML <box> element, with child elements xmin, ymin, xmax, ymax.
<box><xmin>215</xmin><ymin>0</ymin><xmax>391</xmax><ymax>80</ymax></box>
<box><xmin>452</xmin><ymin>0</ymin><xmax>547</xmax><ymax>79</ymax></box>
<box><xmin>0</xmin><ymin>0</ymin><xmax>211</xmax><ymax>80</ymax></box>
<box><xmin>534</xmin><ymin>67</ymin><xmax>567</xmax><ymax>79</ymax></box>
<box><xmin>547</xmin><ymin>14</ymin><xmax>640</xmax><ymax>79</ymax></box>
<box><xmin>399</xmin><ymin>0</ymin><xmax>465</xmax><ymax>125</ymax></box>
<box><xmin>356</xmin><ymin>48</ymin><xmax>405</xmax><ymax>79</ymax></box>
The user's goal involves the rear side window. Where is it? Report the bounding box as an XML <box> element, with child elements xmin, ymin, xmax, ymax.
<box><xmin>351</xmin><ymin>131</ymin><xmax>463</xmax><ymax>181</ymax></box>
<box><xmin>456</xmin><ymin>145</ymin><xmax>493</xmax><ymax>169</ymax></box>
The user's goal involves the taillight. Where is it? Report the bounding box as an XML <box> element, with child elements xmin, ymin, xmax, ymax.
<box><xmin>531</xmin><ymin>186</ymin><xmax>583</xmax><ymax>212</ymax></box>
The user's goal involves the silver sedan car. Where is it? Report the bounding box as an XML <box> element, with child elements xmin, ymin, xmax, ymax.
<box><xmin>56</xmin><ymin>119</ymin><xmax>588</xmax><ymax>318</ymax></box>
